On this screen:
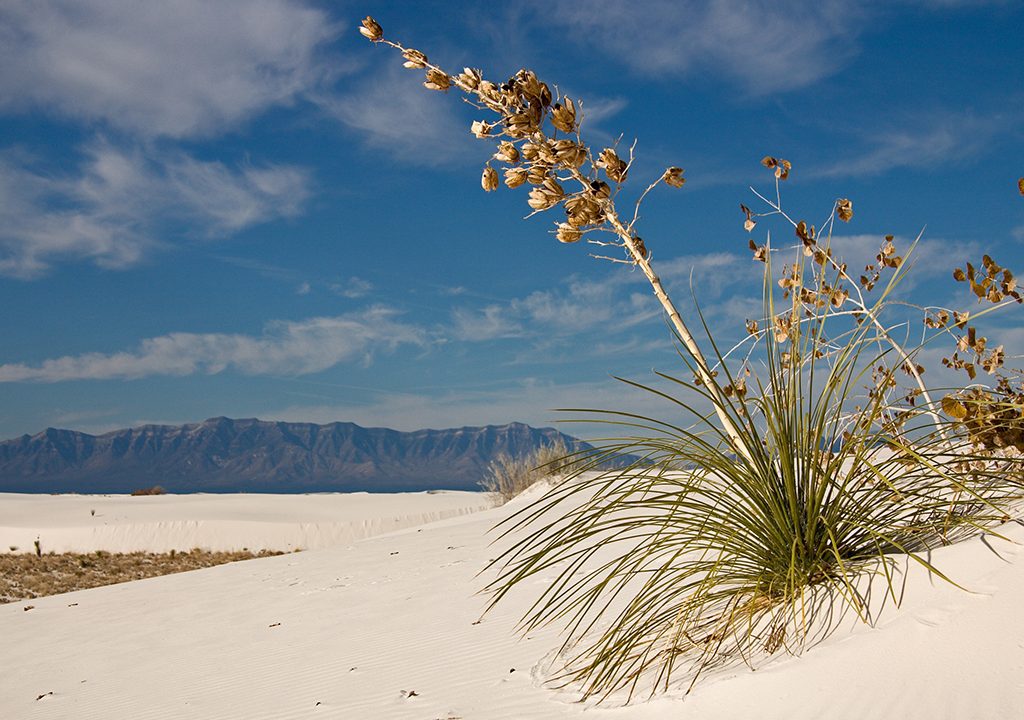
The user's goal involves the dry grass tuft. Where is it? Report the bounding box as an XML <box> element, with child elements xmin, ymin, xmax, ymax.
<box><xmin>480</xmin><ymin>438</ymin><xmax>574</xmax><ymax>503</ymax></box>
<box><xmin>0</xmin><ymin>549</ymin><xmax>286</xmax><ymax>603</ymax></box>
<box><xmin>130</xmin><ymin>485</ymin><xmax>167</xmax><ymax>496</ymax></box>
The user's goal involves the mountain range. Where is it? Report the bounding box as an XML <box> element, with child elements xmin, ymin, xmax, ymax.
<box><xmin>0</xmin><ymin>417</ymin><xmax>587</xmax><ymax>494</ymax></box>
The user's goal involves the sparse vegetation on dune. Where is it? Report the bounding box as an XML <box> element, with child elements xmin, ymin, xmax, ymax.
<box><xmin>479</xmin><ymin>438</ymin><xmax>575</xmax><ymax>502</ymax></box>
<box><xmin>360</xmin><ymin>17</ymin><xmax>1024</xmax><ymax>701</ymax></box>
<box><xmin>0</xmin><ymin>549</ymin><xmax>286</xmax><ymax>604</ymax></box>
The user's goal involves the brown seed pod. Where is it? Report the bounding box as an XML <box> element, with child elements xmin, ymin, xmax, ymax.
<box><xmin>589</xmin><ymin>180</ymin><xmax>611</xmax><ymax>200</ymax></box>
<box><xmin>359</xmin><ymin>16</ymin><xmax>383</xmax><ymax>42</ymax></box>
<box><xmin>402</xmin><ymin>49</ymin><xmax>428</xmax><ymax>69</ymax></box>
<box><xmin>504</xmin><ymin>167</ymin><xmax>528</xmax><ymax>188</ymax></box>
<box><xmin>663</xmin><ymin>167</ymin><xmax>686</xmax><ymax>188</ymax></box>
<box><xmin>597</xmin><ymin>148</ymin><xmax>628</xmax><ymax>183</ymax></box>
<box><xmin>493</xmin><ymin>142</ymin><xmax>520</xmax><ymax>164</ymax></box>
<box><xmin>836</xmin><ymin>198</ymin><xmax>853</xmax><ymax>222</ymax></box>
<box><xmin>471</xmin><ymin>121</ymin><xmax>492</xmax><ymax>139</ymax></box>
<box><xmin>481</xmin><ymin>166</ymin><xmax>499</xmax><ymax>192</ymax></box>
<box><xmin>457</xmin><ymin>67</ymin><xmax>482</xmax><ymax>91</ymax></box>
<box><xmin>424</xmin><ymin>68</ymin><xmax>450</xmax><ymax>91</ymax></box>
<box><xmin>550</xmin><ymin>99</ymin><xmax>576</xmax><ymax>133</ymax></box>
<box><xmin>556</xmin><ymin>223</ymin><xmax>582</xmax><ymax>243</ymax></box>
<box><xmin>528</xmin><ymin>187</ymin><xmax>556</xmax><ymax>210</ymax></box>
<box><xmin>526</xmin><ymin>164</ymin><xmax>549</xmax><ymax>186</ymax></box>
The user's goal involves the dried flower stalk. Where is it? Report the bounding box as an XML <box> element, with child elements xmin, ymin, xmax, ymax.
<box><xmin>359</xmin><ymin>16</ymin><xmax>752</xmax><ymax>459</ymax></box>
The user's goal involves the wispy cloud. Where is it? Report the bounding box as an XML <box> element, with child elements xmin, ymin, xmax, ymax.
<box><xmin>319</xmin><ymin>65</ymin><xmax>476</xmax><ymax>164</ymax></box>
<box><xmin>0</xmin><ymin>142</ymin><xmax>311</xmax><ymax>277</ymax></box>
<box><xmin>450</xmin><ymin>274</ymin><xmax>645</xmax><ymax>344</ymax></box>
<box><xmin>0</xmin><ymin>307</ymin><xmax>425</xmax><ymax>382</ymax></box>
<box><xmin>812</xmin><ymin>113</ymin><xmax>1004</xmax><ymax>178</ymax></box>
<box><xmin>264</xmin><ymin>376</ymin><xmax>680</xmax><ymax>434</ymax></box>
<box><xmin>546</xmin><ymin>0</ymin><xmax>863</xmax><ymax>94</ymax></box>
<box><xmin>448</xmin><ymin>255</ymin><xmax>757</xmax><ymax>348</ymax></box>
<box><xmin>332</xmin><ymin>276</ymin><xmax>374</xmax><ymax>299</ymax></box>
<box><xmin>451</xmin><ymin>305</ymin><xmax>524</xmax><ymax>341</ymax></box>
<box><xmin>0</xmin><ymin>0</ymin><xmax>341</xmax><ymax>138</ymax></box>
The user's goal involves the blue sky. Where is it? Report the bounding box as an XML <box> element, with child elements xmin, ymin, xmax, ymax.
<box><xmin>0</xmin><ymin>0</ymin><xmax>1022</xmax><ymax>440</ymax></box>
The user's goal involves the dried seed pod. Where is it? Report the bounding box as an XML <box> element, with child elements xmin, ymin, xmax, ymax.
<box><xmin>359</xmin><ymin>16</ymin><xmax>383</xmax><ymax>42</ymax></box>
<box><xmin>663</xmin><ymin>167</ymin><xmax>686</xmax><ymax>188</ymax></box>
<box><xmin>481</xmin><ymin>165</ymin><xmax>499</xmax><ymax>192</ymax></box>
<box><xmin>836</xmin><ymin>198</ymin><xmax>853</xmax><ymax>222</ymax></box>
<box><xmin>740</xmin><ymin>204</ymin><xmax>756</xmax><ymax>232</ymax></box>
<box><xmin>504</xmin><ymin>167</ymin><xmax>528</xmax><ymax>188</ymax></box>
<box><xmin>528</xmin><ymin>187</ymin><xmax>556</xmax><ymax>210</ymax></box>
<box><xmin>402</xmin><ymin>49</ymin><xmax>428</xmax><ymax>69</ymax></box>
<box><xmin>550</xmin><ymin>98</ymin><xmax>576</xmax><ymax>133</ymax></box>
<box><xmin>534</xmin><ymin>140</ymin><xmax>557</xmax><ymax>165</ymax></box>
<box><xmin>761</xmin><ymin>156</ymin><xmax>792</xmax><ymax>180</ymax></box>
<box><xmin>526</xmin><ymin>164</ymin><xmax>549</xmax><ymax>185</ymax></box>
<box><xmin>549</xmin><ymin>139</ymin><xmax>583</xmax><ymax>168</ymax></box>
<box><xmin>589</xmin><ymin>180</ymin><xmax>611</xmax><ymax>199</ymax></box>
<box><xmin>633</xmin><ymin>236</ymin><xmax>648</xmax><ymax>259</ymax></box>
<box><xmin>748</xmin><ymin>239</ymin><xmax>767</xmax><ymax>262</ymax></box>
<box><xmin>505</xmin><ymin>113</ymin><xmax>535</xmax><ymax>138</ymax></box>
<box><xmin>477</xmin><ymin>80</ymin><xmax>502</xmax><ymax>109</ymax></box>
<box><xmin>471</xmin><ymin>121</ymin><xmax>492</xmax><ymax>139</ymax></box>
<box><xmin>520</xmin><ymin>142</ymin><xmax>542</xmax><ymax>162</ymax></box>
<box><xmin>516</xmin><ymin>70</ymin><xmax>544</xmax><ymax>101</ymax></box>
<box><xmin>556</xmin><ymin>223</ymin><xmax>582</xmax><ymax>243</ymax></box>
<box><xmin>424</xmin><ymin>68</ymin><xmax>450</xmax><ymax>91</ymax></box>
<box><xmin>538</xmin><ymin>82</ymin><xmax>552</xmax><ymax>107</ymax></box>
<box><xmin>541</xmin><ymin>177</ymin><xmax>565</xmax><ymax>199</ymax></box>
<box><xmin>597</xmin><ymin>148</ymin><xmax>628</xmax><ymax>183</ymax></box>
<box><xmin>457</xmin><ymin>67</ymin><xmax>482</xmax><ymax>91</ymax></box>
<box><xmin>493</xmin><ymin>142</ymin><xmax>520</xmax><ymax>164</ymax></box>
<box><xmin>564</xmin><ymin>196</ymin><xmax>603</xmax><ymax>227</ymax></box>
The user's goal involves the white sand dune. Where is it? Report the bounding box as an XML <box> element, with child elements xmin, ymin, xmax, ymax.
<box><xmin>0</xmin><ymin>491</ymin><xmax>491</xmax><ymax>553</ymax></box>
<box><xmin>2</xmin><ymin>483</ymin><xmax>1023</xmax><ymax>719</ymax></box>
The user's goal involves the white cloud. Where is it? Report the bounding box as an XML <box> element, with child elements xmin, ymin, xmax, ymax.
<box><xmin>0</xmin><ymin>143</ymin><xmax>311</xmax><ymax>277</ymax></box>
<box><xmin>0</xmin><ymin>0</ymin><xmax>340</xmax><ymax>138</ymax></box>
<box><xmin>813</xmin><ymin>114</ymin><xmax>1003</xmax><ymax>178</ymax></box>
<box><xmin>320</xmin><ymin>64</ymin><xmax>476</xmax><ymax>163</ymax></box>
<box><xmin>263</xmin><ymin>376</ymin><xmax>681</xmax><ymax>436</ymax></box>
<box><xmin>332</xmin><ymin>277</ymin><xmax>374</xmax><ymax>299</ymax></box>
<box><xmin>546</xmin><ymin>0</ymin><xmax>863</xmax><ymax>94</ymax></box>
<box><xmin>0</xmin><ymin>308</ymin><xmax>425</xmax><ymax>382</ymax></box>
<box><xmin>447</xmin><ymin>258</ymin><xmax>748</xmax><ymax>349</ymax></box>
<box><xmin>451</xmin><ymin>305</ymin><xmax>524</xmax><ymax>341</ymax></box>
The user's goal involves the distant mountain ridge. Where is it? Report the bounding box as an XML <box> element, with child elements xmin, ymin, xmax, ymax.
<box><xmin>0</xmin><ymin>417</ymin><xmax>589</xmax><ymax>493</ymax></box>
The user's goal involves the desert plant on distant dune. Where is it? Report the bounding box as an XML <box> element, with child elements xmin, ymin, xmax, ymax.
<box><xmin>480</xmin><ymin>437</ymin><xmax>574</xmax><ymax>503</ymax></box>
<box><xmin>359</xmin><ymin>16</ymin><xmax>1024</xmax><ymax>701</ymax></box>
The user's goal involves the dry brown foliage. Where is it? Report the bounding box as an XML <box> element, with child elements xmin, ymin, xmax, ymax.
<box><xmin>0</xmin><ymin>549</ymin><xmax>285</xmax><ymax>603</ymax></box>
<box><xmin>479</xmin><ymin>438</ymin><xmax>574</xmax><ymax>503</ymax></box>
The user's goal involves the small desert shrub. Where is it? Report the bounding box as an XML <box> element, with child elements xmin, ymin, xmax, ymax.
<box><xmin>0</xmin><ymin>549</ymin><xmax>286</xmax><ymax>603</ymax></box>
<box><xmin>130</xmin><ymin>485</ymin><xmax>166</xmax><ymax>496</ymax></box>
<box><xmin>360</xmin><ymin>18</ymin><xmax>1024</xmax><ymax>700</ymax></box>
<box><xmin>480</xmin><ymin>438</ymin><xmax>574</xmax><ymax>502</ymax></box>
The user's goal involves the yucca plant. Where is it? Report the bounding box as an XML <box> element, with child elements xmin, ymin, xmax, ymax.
<box><xmin>358</xmin><ymin>17</ymin><xmax>1024</xmax><ymax>700</ymax></box>
<box><xmin>485</xmin><ymin>224</ymin><xmax>1023</xmax><ymax>700</ymax></box>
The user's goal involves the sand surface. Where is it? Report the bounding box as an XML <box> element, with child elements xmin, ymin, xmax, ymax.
<box><xmin>2</xmin><ymin>484</ymin><xmax>1023</xmax><ymax>719</ymax></box>
<box><xmin>0</xmin><ymin>491</ymin><xmax>490</xmax><ymax>553</ymax></box>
